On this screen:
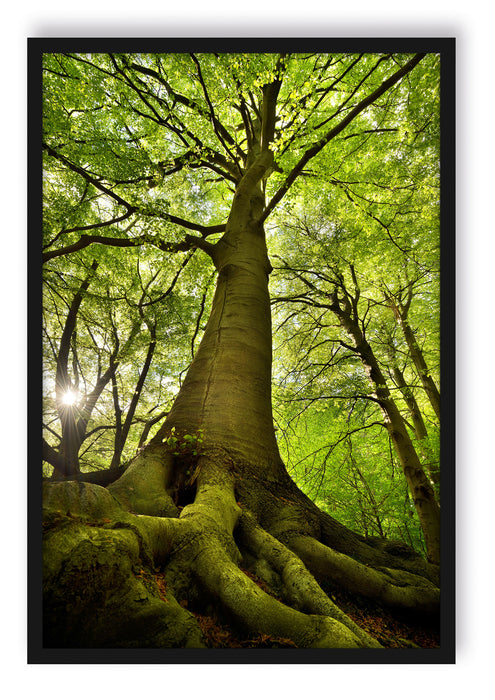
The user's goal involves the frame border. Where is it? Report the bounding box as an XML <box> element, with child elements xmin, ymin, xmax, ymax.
<box><xmin>28</xmin><ymin>36</ymin><xmax>455</xmax><ymax>664</ymax></box>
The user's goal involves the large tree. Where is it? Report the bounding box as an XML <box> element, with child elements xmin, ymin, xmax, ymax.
<box><xmin>37</xmin><ymin>44</ymin><xmax>449</xmax><ymax>652</ymax></box>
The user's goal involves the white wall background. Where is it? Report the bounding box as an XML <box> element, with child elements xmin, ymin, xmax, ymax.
<box><xmin>4</xmin><ymin>3</ymin><xmax>491</xmax><ymax>695</ymax></box>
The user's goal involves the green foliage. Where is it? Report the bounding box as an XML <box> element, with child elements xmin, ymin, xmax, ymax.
<box><xmin>42</xmin><ymin>50</ymin><xmax>440</xmax><ymax>553</ymax></box>
<box><xmin>161</xmin><ymin>427</ymin><xmax>205</xmax><ymax>457</ymax></box>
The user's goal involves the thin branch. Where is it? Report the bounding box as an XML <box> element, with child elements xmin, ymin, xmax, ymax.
<box><xmin>140</xmin><ymin>251</ymin><xmax>195</xmax><ymax>307</ymax></box>
<box><xmin>190</xmin><ymin>53</ymin><xmax>241</xmax><ymax>165</ymax></box>
<box><xmin>260</xmin><ymin>53</ymin><xmax>425</xmax><ymax>223</ymax></box>
<box><xmin>43</xmin><ymin>142</ymin><xmax>135</xmax><ymax>212</ymax></box>
<box><xmin>48</xmin><ymin>211</ymin><xmax>135</xmax><ymax>239</ymax></box>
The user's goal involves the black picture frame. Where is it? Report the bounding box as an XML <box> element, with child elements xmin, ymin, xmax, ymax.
<box><xmin>28</xmin><ymin>36</ymin><xmax>455</xmax><ymax>664</ymax></box>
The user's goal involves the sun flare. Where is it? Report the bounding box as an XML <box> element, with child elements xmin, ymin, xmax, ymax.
<box><xmin>62</xmin><ymin>390</ymin><xmax>77</xmax><ymax>406</ymax></box>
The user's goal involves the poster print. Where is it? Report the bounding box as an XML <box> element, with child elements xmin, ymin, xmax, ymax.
<box><xmin>29</xmin><ymin>37</ymin><xmax>455</xmax><ymax>663</ymax></box>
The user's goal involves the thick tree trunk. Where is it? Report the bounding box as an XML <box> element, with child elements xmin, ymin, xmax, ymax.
<box><xmin>150</xmin><ymin>158</ymin><xmax>282</xmax><ymax>475</ymax></box>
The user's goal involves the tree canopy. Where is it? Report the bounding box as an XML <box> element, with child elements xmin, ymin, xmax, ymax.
<box><xmin>35</xmin><ymin>42</ymin><xmax>452</xmax><ymax>656</ymax></box>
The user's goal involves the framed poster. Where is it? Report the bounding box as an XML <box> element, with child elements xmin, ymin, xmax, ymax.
<box><xmin>28</xmin><ymin>37</ymin><xmax>455</xmax><ymax>663</ymax></box>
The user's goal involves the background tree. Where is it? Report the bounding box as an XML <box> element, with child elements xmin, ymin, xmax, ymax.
<box><xmin>43</xmin><ymin>259</ymin><xmax>103</xmax><ymax>476</ymax></box>
<box><xmin>384</xmin><ymin>279</ymin><xmax>441</xmax><ymax>420</ymax></box>
<box><xmin>40</xmin><ymin>49</ymin><xmax>444</xmax><ymax>650</ymax></box>
<box><xmin>272</xmin><ymin>257</ymin><xmax>439</xmax><ymax>561</ymax></box>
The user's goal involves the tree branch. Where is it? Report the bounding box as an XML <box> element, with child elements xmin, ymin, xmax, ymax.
<box><xmin>260</xmin><ymin>60</ymin><xmax>285</xmax><ymax>151</ymax></box>
<box><xmin>52</xmin><ymin>211</ymin><xmax>136</xmax><ymax>238</ymax></box>
<box><xmin>55</xmin><ymin>260</ymin><xmax>99</xmax><ymax>400</ymax></box>
<box><xmin>43</xmin><ymin>142</ymin><xmax>135</xmax><ymax>212</ymax></box>
<box><xmin>43</xmin><ymin>222</ymin><xmax>224</xmax><ymax>263</ymax></box>
<box><xmin>260</xmin><ymin>53</ymin><xmax>426</xmax><ymax>223</ymax></box>
<box><xmin>190</xmin><ymin>53</ymin><xmax>242</xmax><ymax>165</ymax></box>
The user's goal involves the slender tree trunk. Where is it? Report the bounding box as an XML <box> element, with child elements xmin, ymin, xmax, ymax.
<box><xmin>331</xmin><ymin>294</ymin><xmax>440</xmax><ymax>564</ymax></box>
<box><xmin>110</xmin><ymin>365</ymin><xmax>123</xmax><ymax>468</ymax></box>
<box><xmin>387</xmin><ymin>347</ymin><xmax>429</xmax><ymax>441</ymax></box>
<box><xmin>349</xmin><ymin>446</ymin><xmax>385</xmax><ymax>538</ymax></box>
<box><xmin>384</xmin><ymin>337</ymin><xmax>440</xmax><ymax>490</ymax></box>
<box><xmin>389</xmin><ymin>361</ymin><xmax>440</xmax><ymax>488</ymax></box>
<box><xmin>111</xmin><ymin>328</ymin><xmax>158</xmax><ymax>470</ymax></box>
<box><xmin>398</xmin><ymin>314</ymin><xmax>441</xmax><ymax>421</ymax></box>
<box><xmin>47</xmin><ymin>285</ymin><xmax>116</xmax><ymax>478</ymax></box>
<box><xmin>52</xmin><ymin>261</ymin><xmax>99</xmax><ymax>476</ymax></box>
<box><xmin>387</xmin><ymin>289</ymin><xmax>440</xmax><ymax>422</ymax></box>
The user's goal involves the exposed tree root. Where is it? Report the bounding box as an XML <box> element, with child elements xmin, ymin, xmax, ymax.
<box><xmin>232</xmin><ymin>465</ymin><xmax>439</xmax><ymax>586</ymax></box>
<box><xmin>42</xmin><ymin>485</ymin><xmax>204</xmax><ymax>648</ymax></box>
<box><xmin>287</xmin><ymin>534</ymin><xmax>439</xmax><ymax>615</ymax></box>
<box><xmin>108</xmin><ymin>446</ymin><xmax>178</xmax><ymax>517</ymax></box>
<box><xmin>236</xmin><ymin>510</ymin><xmax>381</xmax><ymax>647</ymax></box>
<box><xmin>42</xmin><ymin>447</ymin><xmax>440</xmax><ymax>649</ymax></box>
<box><xmin>317</xmin><ymin>509</ymin><xmax>440</xmax><ymax>587</ymax></box>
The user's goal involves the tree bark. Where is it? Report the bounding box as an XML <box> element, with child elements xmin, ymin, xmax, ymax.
<box><xmin>52</xmin><ymin>261</ymin><xmax>99</xmax><ymax>476</ymax></box>
<box><xmin>388</xmin><ymin>353</ymin><xmax>440</xmax><ymax>489</ymax></box>
<box><xmin>386</xmin><ymin>287</ymin><xmax>440</xmax><ymax>422</ymax></box>
<box><xmin>150</xmin><ymin>150</ymin><xmax>283</xmax><ymax>476</ymax></box>
<box><xmin>387</xmin><ymin>343</ymin><xmax>429</xmax><ymax>441</ymax></box>
<box><xmin>399</xmin><ymin>314</ymin><xmax>441</xmax><ymax>421</ymax></box>
<box><xmin>329</xmin><ymin>287</ymin><xmax>440</xmax><ymax>564</ymax></box>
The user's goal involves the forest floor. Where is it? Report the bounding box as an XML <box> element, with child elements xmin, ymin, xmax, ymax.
<box><xmin>326</xmin><ymin>586</ymin><xmax>440</xmax><ymax>649</ymax></box>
